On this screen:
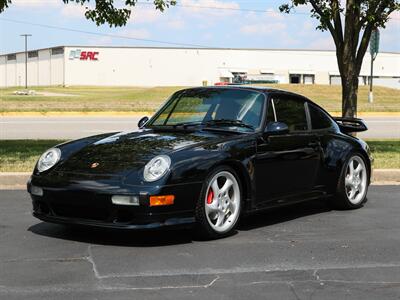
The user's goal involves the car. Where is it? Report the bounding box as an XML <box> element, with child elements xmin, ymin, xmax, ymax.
<box><xmin>28</xmin><ymin>86</ymin><xmax>372</xmax><ymax>239</ymax></box>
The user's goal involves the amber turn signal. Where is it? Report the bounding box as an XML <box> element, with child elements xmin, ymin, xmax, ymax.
<box><xmin>149</xmin><ymin>195</ymin><xmax>175</xmax><ymax>207</ymax></box>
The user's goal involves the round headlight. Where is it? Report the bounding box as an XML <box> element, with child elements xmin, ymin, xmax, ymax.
<box><xmin>37</xmin><ymin>148</ymin><xmax>61</xmax><ymax>173</ymax></box>
<box><xmin>143</xmin><ymin>155</ymin><xmax>171</xmax><ymax>182</ymax></box>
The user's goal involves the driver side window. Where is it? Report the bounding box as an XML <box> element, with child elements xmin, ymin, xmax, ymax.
<box><xmin>273</xmin><ymin>96</ymin><xmax>308</xmax><ymax>132</ymax></box>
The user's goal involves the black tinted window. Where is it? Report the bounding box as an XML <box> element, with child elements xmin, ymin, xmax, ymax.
<box><xmin>308</xmin><ymin>104</ymin><xmax>333</xmax><ymax>129</ymax></box>
<box><xmin>273</xmin><ymin>97</ymin><xmax>308</xmax><ymax>131</ymax></box>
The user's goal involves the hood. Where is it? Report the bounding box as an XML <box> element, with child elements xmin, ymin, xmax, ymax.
<box><xmin>57</xmin><ymin>129</ymin><xmax>228</xmax><ymax>175</ymax></box>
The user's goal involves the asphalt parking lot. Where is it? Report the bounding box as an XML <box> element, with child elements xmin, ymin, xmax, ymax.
<box><xmin>1</xmin><ymin>186</ymin><xmax>399</xmax><ymax>299</ymax></box>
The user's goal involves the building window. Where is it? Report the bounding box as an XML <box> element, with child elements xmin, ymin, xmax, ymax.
<box><xmin>303</xmin><ymin>74</ymin><xmax>315</xmax><ymax>84</ymax></box>
<box><xmin>28</xmin><ymin>51</ymin><xmax>38</xmax><ymax>58</ymax></box>
<box><xmin>232</xmin><ymin>72</ymin><xmax>247</xmax><ymax>84</ymax></box>
<box><xmin>330</xmin><ymin>75</ymin><xmax>341</xmax><ymax>85</ymax></box>
<box><xmin>7</xmin><ymin>54</ymin><xmax>16</xmax><ymax>61</ymax></box>
<box><xmin>51</xmin><ymin>47</ymin><xmax>64</xmax><ymax>55</ymax></box>
<box><xmin>289</xmin><ymin>74</ymin><xmax>301</xmax><ymax>84</ymax></box>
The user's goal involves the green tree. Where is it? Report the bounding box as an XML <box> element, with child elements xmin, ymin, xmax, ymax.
<box><xmin>0</xmin><ymin>0</ymin><xmax>176</xmax><ymax>27</ymax></box>
<box><xmin>280</xmin><ymin>0</ymin><xmax>399</xmax><ymax>117</ymax></box>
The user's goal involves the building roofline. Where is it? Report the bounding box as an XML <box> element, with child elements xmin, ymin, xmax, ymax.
<box><xmin>1</xmin><ymin>45</ymin><xmax>400</xmax><ymax>56</ymax></box>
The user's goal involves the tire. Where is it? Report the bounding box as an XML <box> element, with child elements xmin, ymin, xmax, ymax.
<box><xmin>331</xmin><ymin>153</ymin><xmax>369</xmax><ymax>209</ymax></box>
<box><xmin>194</xmin><ymin>166</ymin><xmax>243</xmax><ymax>240</ymax></box>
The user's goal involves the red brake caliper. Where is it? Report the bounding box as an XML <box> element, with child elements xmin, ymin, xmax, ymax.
<box><xmin>207</xmin><ymin>188</ymin><xmax>214</xmax><ymax>204</ymax></box>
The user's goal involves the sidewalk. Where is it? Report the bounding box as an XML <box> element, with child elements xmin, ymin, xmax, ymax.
<box><xmin>1</xmin><ymin>170</ymin><xmax>399</xmax><ymax>190</ymax></box>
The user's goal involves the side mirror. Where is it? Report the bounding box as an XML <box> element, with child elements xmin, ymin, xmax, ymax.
<box><xmin>265</xmin><ymin>121</ymin><xmax>289</xmax><ymax>135</ymax></box>
<box><xmin>138</xmin><ymin>116</ymin><xmax>149</xmax><ymax>129</ymax></box>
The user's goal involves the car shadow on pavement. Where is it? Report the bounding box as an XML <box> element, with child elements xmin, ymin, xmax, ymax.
<box><xmin>238</xmin><ymin>198</ymin><xmax>332</xmax><ymax>231</ymax></box>
<box><xmin>28</xmin><ymin>199</ymin><xmax>332</xmax><ymax>246</ymax></box>
<box><xmin>28</xmin><ymin>222</ymin><xmax>194</xmax><ymax>247</ymax></box>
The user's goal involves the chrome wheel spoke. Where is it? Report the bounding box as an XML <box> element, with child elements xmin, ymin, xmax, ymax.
<box><xmin>348</xmin><ymin>187</ymin><xmax>356</xmax><ymax>200</ymax></box>
<box><xmin>205</xmin><ymin>200</ymin><xmax>219</xmax><ymax>213</ymax></box>
<box><xmin>204</xmin><ymin>171</ymin><xmax>241</xmax><ymax>233</ymax></box>
<box><xmin>354</xmin><ymin>164</ymin><xmax>362</xmax><ymax>175</ymax></box>
<box><xmin>345</xmin><ymin>176</ymin><xmax>353</xmax><ymax>187</ymax></box>
<box><xmin>211</xmin><ymin>180</ymin><xmax>220</xmax><ymax>195</ymax></box>
<box><xmin>228</xmin><ymin>197</ymin><xmax>236</xmax><ymax>213</ymax></box>
<box><xmin>215</xmin><ymin>210</ymin><xmax>225</xmax><ymax>227</ymax></box>
<box><xmin>349</xmin><ymin>160</ymin><xmax>355</xmax><ymax>177</ymax></box>
<box><xmin>220</xmin><ymin>179</ymin><xmax>233</xmax><ymax>194</ymax></box>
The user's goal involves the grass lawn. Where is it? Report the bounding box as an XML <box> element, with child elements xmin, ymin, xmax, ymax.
<box><xmin>0</xmin><ymin>139</ymin><xmax>398</xmax><ymax>172</ymax></box>
<box><xmin>1</xmin><ymin>84</ymin><xmax>399</xmax><ymax>113</ymax></box>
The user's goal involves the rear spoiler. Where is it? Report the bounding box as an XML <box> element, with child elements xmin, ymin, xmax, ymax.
<box><xmin>333</xmin><ymin>117</ymin><xmax>368</xmax><ymax>133</ymax></box>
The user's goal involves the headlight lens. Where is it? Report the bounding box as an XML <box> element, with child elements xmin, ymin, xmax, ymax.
<box><xmin>143</xmin><ymin>155</ymin><xmax>171</xmax><ymax>182</ymax></box>
<box><xmin>37</xmin><ymin>148</ymin><xmax>61</xmax><ymax>173</ymax></box>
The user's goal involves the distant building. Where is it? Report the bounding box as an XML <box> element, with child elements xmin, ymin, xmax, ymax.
<box><xmin>1</xmin><ymin>46</ymin><xmax>399</xmax><ymax>88</ymax></box>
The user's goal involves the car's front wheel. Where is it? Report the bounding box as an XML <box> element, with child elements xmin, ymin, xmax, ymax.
<box><xmin>194</xmin><ymin>166</ymin><xmax>242</xmax><ymax>239</ymax></box>
<box><xmin>332</xmin><ymin>153</ymin><xmax>369</xmax><ymax>209</ymax></box>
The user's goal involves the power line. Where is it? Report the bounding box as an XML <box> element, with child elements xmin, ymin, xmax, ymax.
<box><xmin>137</xmin><ymin>1</ymin><xmax>311</xmax><ymax>15</ymax></box>
<box><xmin>138</xmin><ymin>2</ymin><xmax>399</xmax><ymax>20</ymax></box>
<box><xmin>0</xmin><ymin>18</ymin><xmax>212</xmax><ymax>48</ymax></box>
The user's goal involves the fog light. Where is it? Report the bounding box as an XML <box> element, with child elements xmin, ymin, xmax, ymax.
<box><xmin>150</xmin><ymin>195</ymin><xmax>175</xmax><ymax>207</ymax></box>
<box><xmin>30</xmin><ymin>185</ymin><xmax>43</xmax><ymax>196</ymax></box>
<box><xmin>111</xmin><ymin>195</ymin><xmax>139</xmax><ymax>206</ymax></box>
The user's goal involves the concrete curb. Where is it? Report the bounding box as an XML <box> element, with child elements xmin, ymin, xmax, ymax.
<box><xmin>1</xmin><ymin>170</ymin><xmax>399</xmax><ymax>190</ymax></box>
<box><xmin>1</xmin><ymin>111</ymin><xmax>400</xmax><ymax>117</ymax></box>
<box><xmin>0</xmin><ymin>111</ymin><xmax>153</xmax><ymax>117</ymax></box>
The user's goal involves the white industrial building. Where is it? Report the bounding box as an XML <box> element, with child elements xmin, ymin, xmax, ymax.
<box><xmin>0</xmin><ymin>46</ymin><xmax>399</xmax><ymax>88</ymax></box>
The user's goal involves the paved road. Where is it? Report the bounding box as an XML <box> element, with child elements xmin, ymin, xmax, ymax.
<box><xmin>0</xmin><ymin>116</ymin><xmax>141</xmax><ymax>140</ymax></box>
<box><xmin>1</xmin><ymin>116</ymin><xmax>399</xmax><ymax>139</ymax></box>
<box><xmin>1</xmin><ymin>186</ymin><xmax>400</xmax><ymax>299</ymax></box>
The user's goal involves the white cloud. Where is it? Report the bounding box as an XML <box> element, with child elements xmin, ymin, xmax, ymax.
<box><xmin>180</xmin><ymin>0</ymin><xmax>240</xmax><ymax>17</ymax></box>
<box><xmin>308</xmin><ymin>37</ymin><xmax>335</xmax><ymax>50</ymax></box>
<box><xmin>61</xmin><ymin>4</ymin><xmax>87</xmax><ymax>18</ymax></box>
<box><xmin>87</xmin><ymin>36</ymin><xmax>114</xmax><ymax>46</ymax></box>
<box><xmin>12</xmin><ymin>0</ymin><xmax>60</xmax><ymax>7</ymax></box>
<box><xmin>239</xmin><ymin>9</ymin><xmax>286</xmax><ymax>36</ymax></box>
<box><xmin>118</xmin><ymin>29</ymin><xmax>151</xmax><ymax>40</ymax></box>
<box><xmin>166</xmin><ymin>19</ymin><xmax>185</xmax><ymax>29</ymax></box>
<box><xmin>379</xmin><ymin>11</ymin><xmax>400</xmax><ymax>52</ymax></box>
<box><xmin>240</xmin><ymin>22</ymin><xmax>287</xmax><ymax>36</ymax></box>
<box><xmin>129</xmin><ymin>6</ymin><xmax>164</xmax><ymax>24</ymax></box>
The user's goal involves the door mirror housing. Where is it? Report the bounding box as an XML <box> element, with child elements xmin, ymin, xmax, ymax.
<box><xmin>265</xmin><ymin>122</ymin><xmax>289</xmax><ymax>135</ymax></box>
<box><xmin>138</xmin><ymin>116</ymin><xmax>149</xmax><ymax>129</ymax></box>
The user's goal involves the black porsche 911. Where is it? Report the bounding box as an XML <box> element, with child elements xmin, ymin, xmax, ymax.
<box><xmin>28</xmin><ymin>86</ymin><xmax>372</xmax><ymax>239</ymax></box>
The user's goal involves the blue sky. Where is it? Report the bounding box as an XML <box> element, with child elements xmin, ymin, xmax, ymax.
<box><xmin>0</xmin><ymin>0</ymin><xmax>399</xmax><ymax>55</ymax></box>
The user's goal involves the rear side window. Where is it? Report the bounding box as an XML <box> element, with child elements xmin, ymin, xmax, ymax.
<box><xmin>273</xmin><ymin>96</ymin><xmax>308</xmax><ymax>131</ymax></box>
<box><xmin>308</xmin><ymin>104</ymin><xmax>333</xmax><ymax>130</ymax></box>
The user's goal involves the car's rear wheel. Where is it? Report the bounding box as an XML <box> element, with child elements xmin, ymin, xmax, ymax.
<box><xmin>194</xmin><ymin>166</ymin><xmax>242</xmax><ymax>239</ymax></box>
<box><xmin>332</xmin><ymin>153</ymin><xmax>369</xmax><ymax>209</ymax></box>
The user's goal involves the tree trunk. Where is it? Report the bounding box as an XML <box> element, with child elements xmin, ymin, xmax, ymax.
<box><xmin>341</xmin><ymin>72</ymin><xmax>359</xmax><ymax>118</ymax></box>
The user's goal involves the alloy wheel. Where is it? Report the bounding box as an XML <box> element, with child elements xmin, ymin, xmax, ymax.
<box><xmin>345</xmin><ymin>156</ymin><xmax>367</xmax><ymax>205</ymax></box>
<box><xmin>204</xmin><ymin>171</ymin><xmax>241</xmax><ymax>233</ymax></box>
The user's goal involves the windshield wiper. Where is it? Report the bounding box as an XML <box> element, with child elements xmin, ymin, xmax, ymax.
<box><xmin>172</xmin><ymin>121</ymin><xmax>203</xmax><ymax>128</ymax></box>
<box><xmin>204</xmin><ymin>119</ymin><xmax>255</xmax><ymax>130</ymax></box>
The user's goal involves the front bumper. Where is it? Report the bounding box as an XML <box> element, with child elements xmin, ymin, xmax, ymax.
<box><xmin>28</xmin><ymin>175</ymin><xmax>202</xmax><ymax>230</ymax></box>
<box><xmin>32</xmin><ymin>211</ymin><xmax>195</xmax><ymax>230</ymax></box>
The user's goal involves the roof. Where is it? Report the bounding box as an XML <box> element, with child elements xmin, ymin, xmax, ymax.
<box><xmin>180</xmin><ymin>85</ymin><xmax>301</xmax><ymax>95</ymax></box>
<box><xmin>1</xmin><ymin>45</ymin><xmax>399</xmax><ymax>56</ymax></box>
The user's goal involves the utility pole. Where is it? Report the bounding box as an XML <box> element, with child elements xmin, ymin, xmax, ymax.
<box><xmin>20</xmin><ymin>34</ymin><xmax>32</xmax><ymax>90</ymax></box>
<box><xmin>369</xmin><ymin>29</ymin><xmax>380</xmax><ymax>103</ymax></box>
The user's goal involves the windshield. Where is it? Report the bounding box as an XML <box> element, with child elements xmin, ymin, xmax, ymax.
<box><xmin>148</xmin><ymin>89</ymin><xmax>265</xmax><ymax>131</ymax></box>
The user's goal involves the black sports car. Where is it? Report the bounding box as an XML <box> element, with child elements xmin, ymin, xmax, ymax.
<box><xmin>28</xmin><ymin>86</ymin><xmax>372</xmax><ymax>239</ymax></box>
